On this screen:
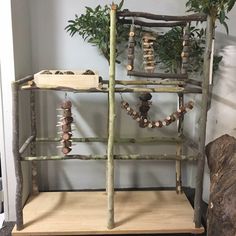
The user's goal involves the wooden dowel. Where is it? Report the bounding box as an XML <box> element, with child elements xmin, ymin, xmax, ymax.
<box><xmin>119</xmin><ymin>18</ymin><xmax>187</xmax><ymax>27</ymax></box>
<box><xmin>15</xmin><ymin>75</ymin><xmax>34</xmax><ymax>85</ymax></box>
<box><xmin>12</xmin><ymin>82</ymin><xmax>24</xmax><ymax>230</ymax></box>
<box><xmin>127</xmin><ymin>70</ymin><xmax>188</xmax><ymax>79</ymax></box>
<box><xmin>21</xmin><ymin>154</ymin><xmax>199</xmax><ymax>161</ymax></box>
<box><xmin>107</xmin><ymin>3</ymin><xmax>116</xmax><ymax>229</ymax></box>
<box><xmin>194</xmin><ymin>15</ymin><xmax>214</xmax><ymax>228</ymax></box>
<box><xmin>19</xmin><ymin>135</ymin><xmax>35</xmax><ymax>154</ymax></box>
<box><xmin>36</xmin><ymin>136</ymin><xmax>184</xmax><ymax>144</ymax></box>
<box><xmin>117</xmin><ymin>11</ymin><xmax>207</xmax><ymax>22</ymax></box>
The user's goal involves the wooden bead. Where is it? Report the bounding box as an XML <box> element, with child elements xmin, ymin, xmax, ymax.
<box><xmin>63</xmin><ymin>109</ymin><xmax>72</xmax><ymax>117</ymax></box>
<box><xmin>62</xmin><ymin>140</ymin><xmax>72</xmax><ymax>147</ymax></box>
<box><xmin>61</xmin><ymin>100</ymin><xmax>72</xmax><ymax>109</ymax></box>
<box><xmin>127</xmin><ymin>65</ymin><xmax>133</xmax><ymax>71</ymax></box>
<box><xmin>62</xmin><ymin>147</ymin><xmax>72</xmax><ymax>155</ymax></box>
<box><xmin>182</xmin><ymin>57</ymin><xmax>189</xmax><ymax>63</ymax></box>
<box><xmin>155</xmin><ymin>121</ymin><xmax>163</xmax><ymax>128</ymax></box>
<box><xmin>181</xmin><ymin>52</ymin><xmax>189</xmax><ymax>58</ymax></box>
<box><xmin>62</xmin><ymin>124</ymin><xmax>72</xmax><ymax>133</ymax></box>
<box><xmin>129</xmin><ymin>31</ymin><xmax>135</xmax><ymax>37</ymax></box>
<box><xmin>62</xmin><ymin>117</ymin><xmax>73</xmax><ymax>125</ymax></box>
<box><xmin>62</xmin><ymin>132</ymin><xmax>72</xmax><ymax>141</ymax></box>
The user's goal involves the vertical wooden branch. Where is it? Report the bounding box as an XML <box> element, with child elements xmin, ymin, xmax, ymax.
<box><xmin>194</xmin><ymin>15</ymin><xmax>214</xmax><ymax>228</ymax></box>
<box><xmin>30</xmin><ymin>90</ymin><xmax>39</xmax><ymax>195</ymax></box>
<box><xmin>107</xmin><ymin>3</ymin><xmax>117</xmax><ymax>230</ymax></box>
<box><xmin>12</xmin><ymin>82</ymin><xmax>23</xmax><ymax>230</ymax></box>
<box><xmin>176</xmin><ymin>93</ymin><xmax>184</xmax><ymax>194</ymax></box>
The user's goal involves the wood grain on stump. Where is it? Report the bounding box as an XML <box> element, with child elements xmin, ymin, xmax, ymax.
<box><xmin>206</xmin><ymin>134</ymin><xmax>236</xmax><ymax>236</ymax></box>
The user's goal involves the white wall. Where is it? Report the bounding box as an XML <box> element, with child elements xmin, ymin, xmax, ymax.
<box><xmin>0</xmin><ymin>0</ymin><xmax>33</xmax><ymax>221</ymax></box>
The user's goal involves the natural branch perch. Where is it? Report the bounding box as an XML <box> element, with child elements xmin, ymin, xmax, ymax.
<box><xmin>21</xmin><ymin>154</ymin><xmax>198</xmax><ymax>161</ymax></box>
<box><xmin>117</xmin><ymin>11</ymin><xmax>207</xmax><ymax>22</ymax></box>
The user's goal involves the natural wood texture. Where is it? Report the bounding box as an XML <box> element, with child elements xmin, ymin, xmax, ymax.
<box><xmin>119</xmin><ymin>18</ymin><xmax>187</xmax><ymax>27</ymax></box>
<box><xmin>19</xmin><ymin>136</ymin><xmax>35</xmax><ymax>155</ymax></box>
<box><xmin>115</xmin><ymin>87</ymin><xmax>202</xmax><ymax>94</ymax></box>
<box><xmin>206</xmin><ymin>134</ymin><xmax>236</xmax><ymax>236</ymax></box>
<box><xmin>21</xmin><ymin>154</ymin><xmax>198</xmax><ymax>161</ymax></box>
<box><xmin>36</xmin><ymin>136</ymin><xmax>183</xmax><ymax>144</ymax></box>
<box><xmin>30</xmin><ymin>90</ymin><xmax>39</xmax><ymax>195</ymax></box>
<box><xmin>117</xmin><ymin>11</ymin><xmax>207</xmax><ymax>22</ymax></box>
<box><xmin>34</xmin><ymin>70</ymin><xmax>99</xmax><ymax>90</ymax></box>
<box><xmin>15</xmin><ymin>75</ymin><xmax>34</xmax><ymax>85</ymax></box>
<box><xmin>176</xmin><ymin>94</ymin><xmax>184</xmax><ymax>194</ymax></box>
<box><xmin>194</xmin><ymin>15</ymin><xmax>214</xmax><ymax>228</ymax></box>
<box><xmin>115</xmin><ymin>79</ymin><xmax>186</xmax><ymax>86</ymax></box>
<box><xmin>20</xmin><ymin>85</ymin><xmax>202</xmax><ymax>94</ymax></box>
<box><xmin>12</xmin><ymin>191</ymin><xmax>204</xmax><ymax>235</ymax></box>
<box><xmin>127</xmin><ymin>70</ymin><xmax>188</xmax><ymax>79</ymax></box>
<box><xmin>12</xmin><ymin>82</ymin><xmax>23</xmax><ymax>230</ymax></box>
<box><xmin>107</xmin><ymin>4</ymin><xmax>117</xmax><ymax>229</ymax></box>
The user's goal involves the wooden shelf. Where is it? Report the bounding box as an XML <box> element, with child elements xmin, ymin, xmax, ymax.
<box><xmin>12</xmin><ymin>191</ymin><xmax>204</xmax><ymax>235</ymax></box>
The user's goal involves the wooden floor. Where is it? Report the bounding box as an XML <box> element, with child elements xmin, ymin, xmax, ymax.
<box><xmin>12</xmin><ymin>191</ymin><xmax>204</xmax><ymax>235</ymax></box>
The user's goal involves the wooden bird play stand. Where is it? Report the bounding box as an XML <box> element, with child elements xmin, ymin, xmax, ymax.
<box><xmin>12</xmin><ymin>3</ymin><xmax>214</xmax><ymax>235</ymax></box>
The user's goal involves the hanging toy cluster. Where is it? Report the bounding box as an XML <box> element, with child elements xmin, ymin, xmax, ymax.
<box><xmin>138</xmin><ymin>93</ymin><xmax>152</xmax><ymax>128</ymax></box>
<box><xmin>58</xmin><ymin>100</ymin><xmax>73</xmax><ymax>155</ymax></box>
<box><xmin>142</xmin><ymin>33</ymin><xmax>156</xmax><ymax>73</ymax></box>
<box><xmin>121</xmin><ymin>100</ymin><xmax>194</xmax><ymax>128</ymax></box>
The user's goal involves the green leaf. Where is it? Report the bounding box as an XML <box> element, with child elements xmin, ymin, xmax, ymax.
<box><xmin>222</xmin><ymin>21</ymin><xmax>229</xmax><ymax>34</ymax></box>
<box><xmin>219</xmin><ymin>10</ymin><xmax>226</xmax><ymax>23</ymax></box>
<box><xmin>227</xmin><ymin>0</ymin><xmax>236</xmax><ymax>12</ymax></box>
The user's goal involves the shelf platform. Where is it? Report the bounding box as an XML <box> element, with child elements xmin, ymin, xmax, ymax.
<box><xmin>12</xmin><ymin>191</ymin><xmax>204</xmax><ymax>235</ymax></box>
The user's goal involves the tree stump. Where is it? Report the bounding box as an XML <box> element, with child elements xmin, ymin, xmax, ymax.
<box><xmin>205</xmin><ymin>134</ymin><xmax>236</xmax><ymax>236</ymax></box>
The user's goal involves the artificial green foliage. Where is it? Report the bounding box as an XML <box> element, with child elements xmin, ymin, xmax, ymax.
<box><xmin>65</xmin><ymin>1</ymin><xmax>129</xmax><ymax>63</ymax></box>
<box><xmin>186</xmin><ymin>0</ymin><xmax>236</xmax><ymax>33</ymax></box>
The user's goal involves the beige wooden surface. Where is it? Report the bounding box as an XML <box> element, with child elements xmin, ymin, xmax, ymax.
<box><xmin>12</xmin><ymin>191</ymin><xmax>204</xmax><ymax>235</ymax></box>
<box><xmin>34</xmin><ymin>70</ymin><xmax>99</xmax><ymax>89</ymax></box>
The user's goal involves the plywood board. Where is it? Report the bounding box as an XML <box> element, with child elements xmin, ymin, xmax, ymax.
<box><xmin>12</xmin><ymin>191</ymin><xmax>204</xmax><ymax>235</ymax></box>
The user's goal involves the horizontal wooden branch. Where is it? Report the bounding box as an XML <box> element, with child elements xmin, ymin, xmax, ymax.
<box><xmin>127</xmin><ymin>70</ymin><xmax>188</xmax><ymax>79</ymax></box>
<box><xmin>186</xmin><ymin>79</ymin><xmax>202</xmax><ymax>87</ymax></box>
<box><xmin>21</xmin><ymin>154</ymin><xmax>198</xmax><ymax>161</ymax></box>
<box><xmin>114</xmin><ymin>79</ymin><xmax>186</xmax><ymax>86</ymax></box>
<box><xmin>115</xmin><ymin>87</ymin><xmax>202</xmax><ymax>94</ymax></box>
<box><xmin>117</xmin><ymin>11</ymin><xmax>207</xmax><ymax>22</ymax></box>
<box><xmin>14</xmin><ymin>75</ymin><xmax>34</xmax><ymax>85</ymax></box>
<box><xmin>119</xmin><ymin>19</ymin><xmax>187</xmax><ymax>27</ymax></box>
<box><xmin>36</xmin><ymin>136</ymin><xmax>183</xmax><ymax>144</ymax></box>
<box><xmin>21</xmin><ymin>85</ymin><xmax>201</xmax><ymax>94</ymax></box>
<box><xmin>19</xmin><ymin>135</ymin><xmax>35</xmax><ymax>154</ymax></box>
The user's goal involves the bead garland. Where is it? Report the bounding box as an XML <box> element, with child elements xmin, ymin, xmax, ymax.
<box><xmin>121</xmin><ymin>100</ymin><xmax>194</xmax><ymax>128</ymax></box>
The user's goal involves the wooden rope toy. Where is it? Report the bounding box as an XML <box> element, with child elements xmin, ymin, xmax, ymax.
<box><xmin>121</xmin><ymin>100</ymin><xmax>194</xmax><ymax>128</ymax></box>
<box><xmin>57</xmin><ymin>100</ymin><xmax>73</xmax><ymax>155</ymax></box>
